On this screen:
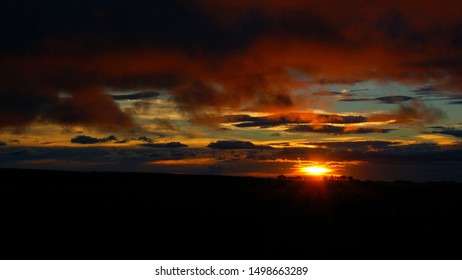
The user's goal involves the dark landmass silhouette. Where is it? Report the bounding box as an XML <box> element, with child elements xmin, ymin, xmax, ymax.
<box><xmin>1</xmin><ymin>168</ymin><xmax>461</xmax><ymax>260</ymax></box>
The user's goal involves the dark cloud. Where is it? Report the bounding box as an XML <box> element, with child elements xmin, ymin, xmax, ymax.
<box><xmin>272</xmin><ymin>142</ymin><xmax>462</xmax><ymax>163</ymax></box>
<box><xmin>356</xmin><ymin>143</ymin><xmax>462</xmax><ymax>163</ymax></box>
<box><xmin>173</xmin><ymin>80</ymin><xmax>231</xmax><ymax>115</ymax></box>
<box><xmin>168</xmin><ymin>150</ymin><xmax>198</xmax><ymax>159</ymax></box>
<box><xmin>269</xmin><ymin>140</ymin><xmax>399</xmax><ymax>161</ymax></box>
<box><xmin>140</xmin><ymin>142</ymin><xmax>188</xmax><ymax>148</ymax></box>
<box><xmin>0</xmin><ymin>141</ymin><xmax>6</xmax><ymax>146</ymax></box>
<box><xmin>268</xmin><ymin>142</ymin><xmax>291</xmax><ymax>147</ymax></box>
<box><xmin>153</xmin><ymin>118</ymin><xmax>176</xmax><ymax>131</ymax></box>
<box><xmin>123</xmin><ymin>101</ymin><xmax>152</xmax><ymax>117</ymax></box>
<box><xmin>412</xmin><ymin>86</ymin><xmax>440</xmax><ymax>95</ymax></box>
<box><xmin>70</xmin><ymin>135</ymin><xmax>117</xmax><ymax>144</ymax></box>
<box><xmin>369</xmin><ymin>100</ymin><xmax>445</xmax><ymax>125</ymax></box>
<box><xmin>212</xmin><ymin>113</ymin><xmax>367</xmax><ymax>128</ymax></box>
<box><xmin>274</xmin><ymin>147</ymin><xmax>317</xmax><ymax>160</ymax></box>
<box><xmin>433</xmin><ymin>129</ymin><xmax>462</xmax><ymax>138</ymax></box>
<box><xmin>303</xmin><ymin>140</ymin><xmax>398</xmax><ymax>150</ymax></box>
<box><xmin>286</xmin><ymin>125</ymin><xmax>392</xmax><ymax>134</ymax></box>
<box><xmin>339</xmin><ymin>95</ymin><xmax>415</xmax><ymax>104</ymax></box>
<box><xmin>196</xmin><ymin>103</ymin><xmax>441</xmax><ymax>130</ymax></box>
<box><xmin>449</xmin><ymin>100</ymin><xmax>462</xmax><ymax>105</ymax></box>
<box><xmin>207</xmin><ymin>140</ymin><xmax>273</xmax><ymax>149</ymax></box>
<box><xmin>375</xmin><ymin>96</ymin><xmax>415</xmax><ymax>104</ymax></box>
<box><xmin>0</xmin><ymin>86</ymin><xmax>133</xmax><ymax>129</ymax></box>
<box><xmin>138</xmin><ymin>136</ymin><xmax>154</xmax><ymax>143</ymax></box>
<box><xmin>337</xmin><ymin>98</ymin><xmax>371</xmax><ymax>102</ymax></box>
<box><xmin>242</xmin><ymin>93</ymin><xmax>295</xmax><ymax>112</ymax></box>
<box><xmin>111</xmin><ymin>91</ymin><xmax>159</xmax><ymax>101</ymax></box>
<box><xmin>192</xmin><ymin>114</ymin><xmax>254</xmax><ymax>126</ymax></box>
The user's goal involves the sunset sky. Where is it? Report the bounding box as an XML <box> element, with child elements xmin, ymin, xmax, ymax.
<box><xmin>1</xmin><ymin>0</ymin><xmax>462</xmax><ymax>181</ymax></box>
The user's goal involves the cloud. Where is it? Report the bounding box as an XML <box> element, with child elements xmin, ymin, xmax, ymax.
<box><xmin>111</xmin><ymin>91</ymin><xmax>159</xmax><ymax>101</ymax></box>
<box><xmin>337</xmin><ymin>98</ymin><xmax>371</xmax><ymax>102</ymax></box>
<box><xmin>123</xmin><ymin>100</ymin><xmax>152</xmax><ymax>117</ymax></box>
<box><xmin>449</xmin><ymin>100</ymin><xmax>462</xmax><ymax>105</ymax></box>
<box><xmin>369</xmin><ymin>100</ymin><xmax>445</xmax><ymax>125</ymax></box>
<box><xmin>375</xmin><ymin>96</ymin><xmax>415</xmax><ymax>104</ymax></box>
<box><xmin>152</xmin><ymin>118</ymin><xmax>177</xmax><ymax>131</ymax></box>
<box><xmin>273</xmin><ymin>147</ymin><xmax>316</xmax><ymax>160</ymax></box>
<box><xmin>339</xmin><ymin>96</ymin><xmax>415</xmax><ymax>104</ymax></box>
<box><xmin>271</xmin><ymin>141</ymin><xmax>462</xmax><ymax>163</ymax></box>
<box><xmin>197</xmin><ymin>104</ymin><xmax>441</xmax><ymax>132</ymax></box>
<box><xmin>137</xmin><ymin>136</ymin><xmax>154</xmax><ymax>143</ymax></box>
<box><xmin>0</xmin><ymin>86</ymin><xmax>133</xmax><ymax>129</ymax></box>
<box><xmin>412</xmin><ymin>86</ymin><xmax>441</xmax><ymax>95</ymax></box>
<box><xmin>241</xmin><ymin>93</ymin><xmax>295</xmax><ymax>112</ymax></box>
<box><xmin>304</xmin><ymin>140</ymin><xmax>397</xmax><ymax>149</ymax></box>
<box><xmin>207</xmin><ymin>140</ymin><xmax>273</xmax><ymax>149</ymax></box>
<box><xmin>268</xmin><ymin>142</ymin><xmax>291</xmax><ymax>147</ymax></box>
<box><xmin>70</xmin><ymin>135</ymin><xmax>118</xmax><ymax>144</ymax></box>
<box><xmin>286</xmin><ymin>125</ymin><xmax>392</xmax><ymax>134</ymax></box>
<box><xmin>2</xmin><ymin>0</ymin><xmax>462</xmax><ymax>129</ymax></box>
<box><xmin>140</xmin><ymin>142</ymin><xmax>188</xmax><ymax>148</ymax></box>
<box><xmin>433</xmin><ymin>129</ymin><xmax>462</xmax><ymax>138</ymax></box>
<box><xmin>198</xmin><ymin>112</ymin><xmax>368</xmax><ymax>128</ymax></box>
<box><xmin>0</xmin><ymin>141</ymin><xmax>6</xmax><ymax>146</ymax></box>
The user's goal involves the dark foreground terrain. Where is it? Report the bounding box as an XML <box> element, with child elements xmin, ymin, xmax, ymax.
<box><xmin>1</xmin><ymin>169</ymin><xmax>462</xmax><ymax>259</ymax></box>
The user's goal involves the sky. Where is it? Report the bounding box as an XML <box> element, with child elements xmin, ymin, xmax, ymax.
<box><xmin>1</xmin><ymin>0</ymin><xmax>462</xmax><ymax>181</ymax></box>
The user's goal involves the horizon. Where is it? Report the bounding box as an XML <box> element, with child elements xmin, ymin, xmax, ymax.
<box><xmin>1</xmin><ymin>1</ymin><xmax>462</xmax><ymax>182</ymax></box>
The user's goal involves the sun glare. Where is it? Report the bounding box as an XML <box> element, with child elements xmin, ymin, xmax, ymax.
<box><xmin>302</xmin><ymin>166</ymin><xmax>332</xmax><ymax>176</ymax></box>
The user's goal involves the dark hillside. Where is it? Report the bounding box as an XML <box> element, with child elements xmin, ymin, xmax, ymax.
<box><xmin>1</xmin><ymin>169</ymin><xmax>461</xmax><ymax>259</ymax></box>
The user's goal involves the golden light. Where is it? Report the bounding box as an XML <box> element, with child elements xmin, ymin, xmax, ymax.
<box><xmin>302</xmin><ymin>166</ymin><xmax>332</xmax><ymax>176</ymax></box>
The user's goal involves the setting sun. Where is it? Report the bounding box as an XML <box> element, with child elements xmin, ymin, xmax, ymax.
<box><xmin>302</xmin><ymin>166</ymin><xmax>332</xmax><ymax>176</ymax></box>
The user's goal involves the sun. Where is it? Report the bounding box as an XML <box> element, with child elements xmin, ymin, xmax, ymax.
<box><xmin>302</xmin><ymin>166</ymin><xmax>332</xmax><ymax>176</ymax></box>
